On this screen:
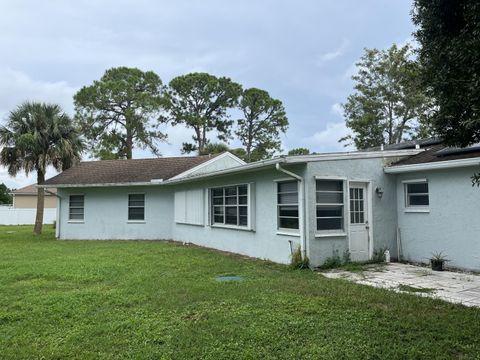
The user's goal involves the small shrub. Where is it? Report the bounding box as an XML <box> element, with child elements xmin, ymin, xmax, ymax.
<box><xmin>290</xmin><ymin>246</ymin><xmax>310</xmax><ymax>269</ymax></box>
<box><xmin>371</xmin><ymin>247</ymin><xmax>387</xmax><ymax>263</ymax></box>
<box><xmin>342</xmin><ymin>249</ymin><xmax>351</xmax><ymax>263</ymax></box>
<box><xmin>52</xmin><ymin>220</ymin><xmax>56</xmax><ymax>229</ymax></box>
<box><xmin>318</xmin><ymin>249</ymin><xmax>343</xmax><ymax>270</ymax></box>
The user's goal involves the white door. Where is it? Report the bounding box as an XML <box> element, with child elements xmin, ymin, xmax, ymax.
<box><xmin>349</xmin><ymin>183</ymin><xmax>369</xmax><ymax>262</ymax></box>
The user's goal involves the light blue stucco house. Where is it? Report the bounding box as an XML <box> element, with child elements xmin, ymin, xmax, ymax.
<box><xmin>42</xmin><ymin>141</ymin><xmax>480</xmax><ymax>271</ymax></box>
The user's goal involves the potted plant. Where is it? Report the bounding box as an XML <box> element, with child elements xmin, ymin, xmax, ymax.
<box><xmin>430</xmin><ymin>251</ymin><xmax>448</xmax><ymax>271</ymax></box>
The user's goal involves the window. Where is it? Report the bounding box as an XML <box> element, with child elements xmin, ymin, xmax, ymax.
<box><xmin>277</xmin><ymin>181</ymin><xmax>299</xmax><ymax>230</ymax></box>
<box><xmin>349</xmin><ymin>187</ymin><xmax>365</xmax><ymax>224</ymax></box>
<box><xmin>316</xmin><ymin>180</ymin><xmax>344</xmax><ymax>231</ymax></box>
<box><xmin>405</xmin><ymin>181</ymin><xmax>429</xmax><ymax>207</ymax></box>
<box><xmin>128</xmin><ymin>194</ymin><xmax>145</xmax><ymax>221</ymax></box>
<box><xmin>69</xmin><ymin>195</ymin><xmax>84</xmax><ymax>221</ymax></box>
<box><xmin>211</xmin><ymin>184</ymin><xmax>248</xmax><ymax>227</ymax></box>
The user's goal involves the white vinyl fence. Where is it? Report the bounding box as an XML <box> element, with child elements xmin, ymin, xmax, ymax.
<box><xmin>0</xmin><ymin>207</ymin><xmax>56</xmax><ymax>225</ymax></box>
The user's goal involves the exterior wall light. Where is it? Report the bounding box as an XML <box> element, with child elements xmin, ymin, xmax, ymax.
<box><xmin>375</xmin><ymin>187</ymin><xmax>384</xmax><ymax>199</ymax></box>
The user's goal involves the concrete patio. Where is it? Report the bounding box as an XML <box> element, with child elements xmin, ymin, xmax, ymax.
<box><xmin>321</xmin><ymin>262</ymin><xmax>480</xmax><ymax>307</ymax></box>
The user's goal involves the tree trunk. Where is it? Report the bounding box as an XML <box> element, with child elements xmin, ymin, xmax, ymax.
<box><xmin>126</xmin><ymin>128</ymin><xmax>133</xmax><ymax>159</ymax></box>
<box><xmin>33</xmin><ymin>170</ymin><xmax>45</xmax><ymax>235</ymax></box>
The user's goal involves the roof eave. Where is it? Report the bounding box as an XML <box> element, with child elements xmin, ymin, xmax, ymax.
<box><xmin>384</xmin><ymin>157</ymin><xmax>480</xmax><ymax>173</ymax></box>
<box><xmin>38</xmin><ymin>181</ymin><xmax>162</xmax><ymax>188</ymax></box>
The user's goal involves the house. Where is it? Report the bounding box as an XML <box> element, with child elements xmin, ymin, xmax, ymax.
<box><xmin>11</xmin><ymin>184</ymin><xmax>57</xmax><ymax>209</ymax></box>
<box><xmin>41</xmin><ymin>142</ymin><xmax>480</xmax><ymax>271</ymax></box>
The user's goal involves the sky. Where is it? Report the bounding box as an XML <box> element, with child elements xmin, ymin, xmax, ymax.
<box><xmin>0</xmin><ymin>0</ymin><xmax>415</xmax><ymax>189</ymax></box>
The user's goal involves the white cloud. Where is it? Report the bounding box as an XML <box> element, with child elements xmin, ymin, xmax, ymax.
<box><xmin>0</xmin><ymin>166</ymin><xmax>58</xmax><ymax>190</ymax></box>
<box><xmin>303</xmin><ymin>121</ymin><xmax>354</xmax><ymax>153</ymax></box>
<box><xmin>331</xmin><ymin>103</ymin><xmax>344</xmax><ymax>117</ymax></box>
<box><xmin>0</xmin><ymin>68</ymin><xmax>76</xmax><ymax>118</ymax></box>
<box><xmin>316</xmin><ymin>39</ymin><xmax>349</xmax><ymax>65</ymax></box>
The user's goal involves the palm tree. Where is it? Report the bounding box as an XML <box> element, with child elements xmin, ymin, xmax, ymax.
<box><xmin>0</xmin><ymin>102</ymin><xmax>84</xmax><ymax>235</ymax></box>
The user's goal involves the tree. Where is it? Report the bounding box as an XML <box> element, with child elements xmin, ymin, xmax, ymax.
<box><xmin>198</xmin><ymin>142</ymin><xmax>230</xmax><ymax>155</ymax></box>
<box><xmin>197</xmin><ymin>142</ymin><xmax>247</xmax><ymax>160</ymax></box>
<box><xmin>165</xmin><ymin>72</ymin><xmax>242</xmax><ymax>154</ymax></box>
<box><xmin>0</xmin><ymin>102</ymin><xmax>83</xmax><ymax>234</ymax></box>
<box><xmin>74</xmin><ymin>67</ymin><xmax>166</xmax><ymax>159</ymax></box>
<box><xmin>0</xmin><ymin>183</ymin><xmax>12</xmax><ymax>205</ymax></box>
<box><xmin>288</xmin><ymin>148</ymin><xmax>310</xmax><ymax>156</ymax></box>
<box><xmin>236</xmin><ymin>88</ymin><xmax>288</xmax><ymax>162</ymax></box>
<box><xmin>340</xmin><ymin>44</ymin><xmax>435</xmax><ymax>149</ymax></box>
<box><xmin>413</xmin><ymin>0</ymin><xmax>480</xmax><ymax>148</ymax></box>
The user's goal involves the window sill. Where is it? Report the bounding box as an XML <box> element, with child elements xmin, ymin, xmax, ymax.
<box><xmin>404</xmin><ymin>208</ymin><xmax>430</xmax><ymax>213</ymax></box>
<box><xmin>315</xmin><ymin>232</ymin><xmax>347</xmax><ymax>238</ymax></box>
<box><xmin>127</xmin><ymin>220</ymin><xmax>146</xmax><ymax>224</ymax></box>
<box><xmin>68</xmin><ymin>220</ymin><xmax>84</xmax><ymax>224</ymax></box>
<box><xmin>211</xmin><ymin>224</ymin><xmax>254</xmax><ymax>232</ymax></box>
<box><xmin>276</xmin><ymin>230</ymin><xmax>300</xmax><ymax>237</ymax></box>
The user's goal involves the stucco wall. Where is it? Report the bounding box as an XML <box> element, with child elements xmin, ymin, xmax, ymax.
<box><xmin>305</xmin><ymin>157</ymin><xmax>399</xmax><ymax>267</ymax></box>
<box><xmin>396</xmin><ymin>166</ymin><xmax>480</xmax><ymax>271</ymax></box>
<box><xmin>57</xmin><ymin>186</ymin><xmax>174</xmax><ymax>240</ymax></box>
<box><xmin>14</xmin><ymin>195</ymin><xmax>57</xmax><ymax>208</ymax></box>
<box><xmin>57</xmin><ymin>166</ymin><xmax>304</xmax><ymax>264</ymax></box>
<box><xmin>169</xmin><ymin>166</ymin><xmax>305</xmax><ymax>264</ymax></box>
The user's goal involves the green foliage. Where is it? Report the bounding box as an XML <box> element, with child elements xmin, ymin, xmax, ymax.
<box><xmin>413</xmin><ymin>0</ymin><xmax>480</xmax><ymax>148</ymax></box>
<box><xmin>165</xmin><ymin>72</ymin><xmax>242</xmax><ymax>154</ymax></box>
<box><xmin>288</xmin><ymin>147</ymin><xmax>310</xmax><ymax>156</ymax></box>
<box><xmin>340</xmin><ymin>44</ymin><xmax>436</xmax><ymax>149</ymax></box>
<box><xmin>0</xmin><ymin>183</ymin><xmax>12</xmax><ymax>205</ymax></box>
<box><xmin>319</xmin><ymin>250</ymin><xmax>343</xmax><ymax>270</ymax></box>
<box><xmin>413</xmin><ymin>1</ymin><xmax>480</xmax><ymax>185</ymax></box>
<box><xmin>236</xmin><ymin>88</ymin><xmax>288</xmax><ymax>162</ymax></box>
<box><xmin>0</xmin><ymin>225</ymin><xmax>479</xmax><ymax>358</ymax></box>
<box><xmin>290</xmin><ymin>246</ymin><xmax>310</xmax><ymax>269</ymax></box>
<box><xmin>198</xmin><ymin>142</ymin><xmax>230</xmax><ymax>155</ymax></box>
<box><xmin>371</xmin><ymin>247</ymin><xmax>387</xmax><ymax>263</ymax></box>
<box><xmin>0</xmin><ymin>102</ymin><xmax>83</xmax><ymax>234</ymax></box>
<box><xmin>431</xmin><ymin>251</ymin><xmax>448</xmax><ymax>261</ymax></box>
<box><xmin>74</xmin><ymin>67</ymin><xmax>166</xmax><ymax>159</ymax></box>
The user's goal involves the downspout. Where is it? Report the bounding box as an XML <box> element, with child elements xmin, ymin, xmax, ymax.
<box><xmin>275</xmin><ymin>163</ymin><xmax>306</xmax><ymax>260</ymax></box>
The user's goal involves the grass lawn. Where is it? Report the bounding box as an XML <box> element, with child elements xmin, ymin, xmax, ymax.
<box><xmin>1</xmin><ymin>226</ymin><xmax>479</xmax><ymax>359</ymax></box>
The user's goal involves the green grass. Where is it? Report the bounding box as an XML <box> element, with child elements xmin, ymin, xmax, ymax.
<box><xmin>398</xmin><ymin>284</ymin><xmax>436</xmax><ymax>294</ymax></box>
<box><xmin>1</xmin><ymin>226</ymin><xmax>480</xmax><ymax>359</ymax></box>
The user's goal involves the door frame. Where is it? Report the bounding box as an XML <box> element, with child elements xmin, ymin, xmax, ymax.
<box><xmin>347</xmin><ymin>180</ymin><xmax>374</xmax><ymax>261</ymax></box>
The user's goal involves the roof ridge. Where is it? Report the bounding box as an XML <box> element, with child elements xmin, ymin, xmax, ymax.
<box><xmin>78</xmin><ymin>154</ymin><xmax>217</xmax><ymax>164</ymax></box>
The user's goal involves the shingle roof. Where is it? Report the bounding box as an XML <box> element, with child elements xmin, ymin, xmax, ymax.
<box><xmin>13</xmin><ymin>184</ymin><xmax>57</xmax><ymax>195</ymax></box>
<box><xmin>42</xmin><ymin>155</ymin><xmax>218</xmax><ymax>186</ymax></box>
<box><xmin>391</xmin><ymin>143</ymin><xmax>480</xmax><ymax>166</ymax></box>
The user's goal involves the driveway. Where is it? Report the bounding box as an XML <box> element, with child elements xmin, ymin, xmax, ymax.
<box><xmin>321</xmin><ymin>262</ymin><xmax>480</xmax><ymax>307</ymax></box>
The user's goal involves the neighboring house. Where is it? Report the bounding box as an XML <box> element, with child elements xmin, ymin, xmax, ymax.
<box><xmin>41</xmin><ymin>143</ymin><xmax>480</xmax><ymax>271</ymax></box>
<box><xmin>11</xmin><ymin>184</ymin><xmax>57</xmax><ymax>209</ymax></box>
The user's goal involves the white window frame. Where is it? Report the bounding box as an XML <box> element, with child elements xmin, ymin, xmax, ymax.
<box><xmin>315</xmin><ymin>178</ymin><xmax>346</xmax><ymax>233</ymax></box>
<box><xmin>128</xmin><ymin>193</ymin><xmax>145</xmax><ymax>222</ymax></box>
<box><xmin>209</xmin><ymin>183</ymin><xmax>252</xmax><ymax>231</ymax></box>
<box><xmin>403</xmin><ymin>179</ymin><xmax>429</xmax><ymax>212</ymax></box>
<box><xmin>68</xmin><ymin>194</ymin><xmax>84</xmax><ymax>223</ymax></box>
<box><xmin>276</xmin><ymin>180</ymin><xmax>300</xmax><ymax>233</ymax></box>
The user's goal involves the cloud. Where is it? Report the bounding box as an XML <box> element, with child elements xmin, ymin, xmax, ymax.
<box><xmin>0</xmin><ymin>68</ymin><xmax>76</xmax><ymax>119</ymax></box>
<box><xmin>316</xmin><ymin>39</ymin><xmax>349</xmax><ymax>65</ymax></box>
<box><xmin>303</xmin><ymin>121</ymin><xmax>354</xmax><ymax>153</ymax></box>
<box><xmin>331</xmin><ymin>103</ymin><xmax>344</xmax><ymax>117</ymax></box>
<box><xmin>0</xmin><ymin>166</ymin><xmax>58</xmax><ymax>190</ymax></box>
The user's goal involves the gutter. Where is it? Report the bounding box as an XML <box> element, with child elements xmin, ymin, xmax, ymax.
<box><xmin>275</xmin><ymin>163</ymin><xmax>307</xmax><ymax>261</ymax></box>
<box><xmin>384</xmin><ymin>157</ymin><xmax>480</xmax><ymax>173</ymax></box>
